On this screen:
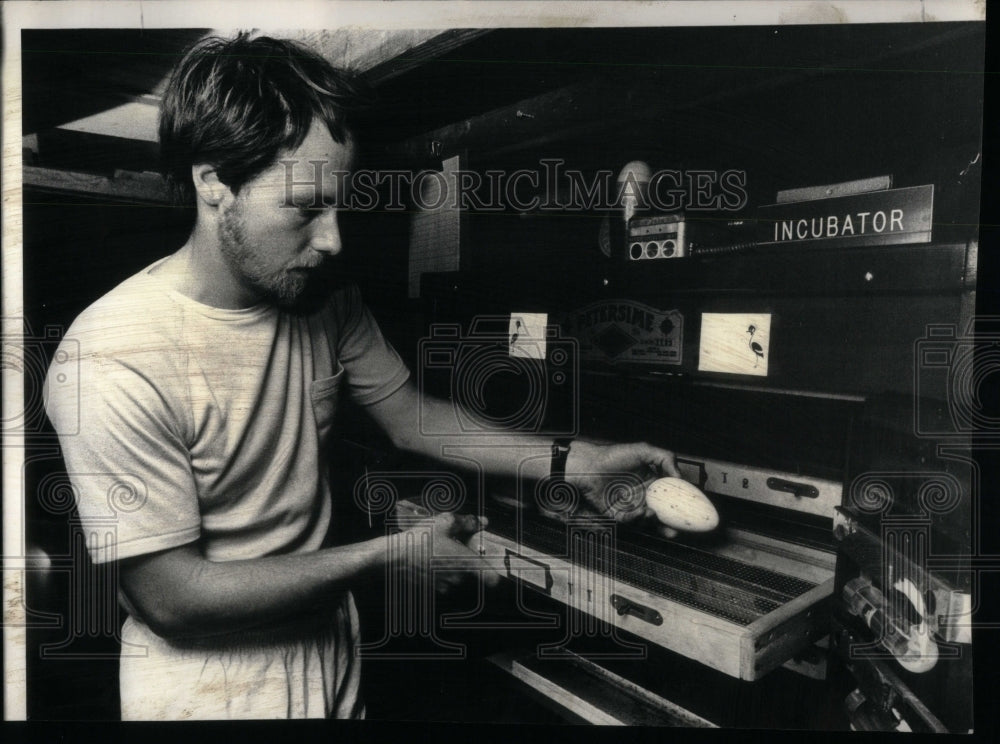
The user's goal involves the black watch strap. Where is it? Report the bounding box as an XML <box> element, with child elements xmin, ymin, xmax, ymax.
<box><xmin>550</xmin><ymin>439</ymin><xmax>573</xmax><ymax>480</ymax></box>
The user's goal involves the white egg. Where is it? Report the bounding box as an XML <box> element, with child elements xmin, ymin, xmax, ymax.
<box><xmin>645</xmin><ymin>477</ymin><xmax>720</xmax><ymax>533</ymax></box>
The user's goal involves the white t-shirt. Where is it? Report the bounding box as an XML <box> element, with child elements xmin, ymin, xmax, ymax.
<box><xmin>44</xmin><ymin>257</ymin><xmax>410</xmax><ymax>719</ymax></box>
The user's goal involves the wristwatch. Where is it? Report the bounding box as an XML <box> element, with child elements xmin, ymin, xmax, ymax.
<box><xmin>550</xmin><ymin>439</ymin><xmax>573</xmax><ymax>481</ymax></box>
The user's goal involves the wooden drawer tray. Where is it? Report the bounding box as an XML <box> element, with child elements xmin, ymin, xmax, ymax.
<box><xmin>480</xmin><ymin>506</ymin><xmax>835</xmax><ymax>681</ymax></box>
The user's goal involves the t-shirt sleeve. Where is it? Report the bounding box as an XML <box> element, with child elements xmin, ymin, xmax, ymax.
<box><xmin>330</xmin><ymin>285</ymin><xmax>411</xmax><ymax>406</ymax></box>
<box><xmin>44</xmin><ymin>335</ymin><xmax>201</xmax><ymax>564</ymax></box>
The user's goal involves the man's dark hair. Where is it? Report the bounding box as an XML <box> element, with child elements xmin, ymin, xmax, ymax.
<box><xmin>159</xmin><ymin>33</ymin><xmax>370</xmax><ymax>205</ymax></box>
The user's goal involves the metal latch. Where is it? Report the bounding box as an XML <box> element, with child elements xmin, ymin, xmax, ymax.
<box><xmin>610</xmin><ymin>594</ymin><xmax>663</xmax><ymax>626</ymax></box>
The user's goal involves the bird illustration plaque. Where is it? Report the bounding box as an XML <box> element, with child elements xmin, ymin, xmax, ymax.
<box><xmin>698</xmin><ymin>313</ymin><xmax>771</xmax><ymax>376</ymax></box>
<box><xmin>509</xmin><ymin>313</ymin><xmax>549</xmax><ymax>360</ymax></box>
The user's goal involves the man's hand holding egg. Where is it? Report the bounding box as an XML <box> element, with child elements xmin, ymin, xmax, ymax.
<box><xmin>561</xmin><ymin>441</ymin><xmax>719</xmax><ymax>538</ymax></box>
<box><xmin>645</xmin><ymin>477</ymin><xmax>720</xmax><ymax>534</ymax></box>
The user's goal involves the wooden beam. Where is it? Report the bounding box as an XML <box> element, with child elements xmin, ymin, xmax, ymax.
<box><xmin>487</xmin><ymin>650</ymin><xmax>717</xmax><ymax>726</ymax></box>
<box><xmin>56</xmin><ymin>100</ymin><xmax>160</xmax><ymax>143</ymax></box>
<box><xmin>385</xmin><ymin>22</ymin><xmax>983</xmax><ymax>167</ymax></box>
<box><xmin>23</xmin><ymin>166</ymin><xmax>170</xmax><ymax>203</ymax></box>
<box><xmin>386</xmin><ymin>77</ymin><xmax>621</xmax><ymax>163</ymax></box>
<box><xmin>486</xmin><ymin>652</ymin><xmax>625</xmax><ymax>725</ymax></box>
<box><xmin>361</xmin><ymin>29</ymin><xmax>491</xmax><ymax>85</ymax></box>
<box><xmin>293</xmin><ymin>29</ymin><xmax>489</xmax><ymax>82</ymax></box>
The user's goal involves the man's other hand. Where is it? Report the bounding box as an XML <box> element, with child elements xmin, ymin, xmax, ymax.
<box><xmin>392</xmin><ymin>511</ymin><xmax>502</xmax><ymax>595</ymax></box>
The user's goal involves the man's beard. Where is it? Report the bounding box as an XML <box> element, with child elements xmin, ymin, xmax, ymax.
<box><xmin>218</xmin><ymin>202</ymin><xmax>330</xmax><ymax>314</ymax></box>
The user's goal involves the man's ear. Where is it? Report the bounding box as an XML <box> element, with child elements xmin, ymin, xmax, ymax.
<box><xmin>191</xmin><ymin>164</ymin><xmax>230</xmax><ymax>207</ymax></box>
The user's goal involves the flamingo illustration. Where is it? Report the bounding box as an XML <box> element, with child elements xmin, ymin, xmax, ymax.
<box><xmin>510</xmin><ymin>319</ymin><xmax>522</xmax><ymax>347</ymax></box>
<box><xmin>747</xmin><ymin>325</ymin><xmax>765</xmax><ymax>367</ymax></box>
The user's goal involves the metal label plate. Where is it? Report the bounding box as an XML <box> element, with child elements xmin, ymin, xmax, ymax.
<box><xmin>565</xmin><ymin>300</ymin><xmax>683</xmax><ymax>365</ymax></box>
<box><xmin>757</xmin><ymin>184</ymin><xmax>933</xmax><ymax>249</ymax></box>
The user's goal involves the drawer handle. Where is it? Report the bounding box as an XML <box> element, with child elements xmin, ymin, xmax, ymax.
<box><xmin>610</xmin><ymin>594</ymin><xmax>663</xmax><ymax>626</ymax></box>
<box><xmin>767</xmin><ymin>477</ymin><xmax>819</xmax><ymax>499</ymax></box>
<box><xmin>503</xmin><ymin>549</ymin><xmax>554</xmax><ymax>594</ymax></box>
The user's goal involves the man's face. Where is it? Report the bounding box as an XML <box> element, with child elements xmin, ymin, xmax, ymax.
<box><xmin>218</xmin><ymin>120</ymin><xmax>356</xmax><ymax>309</ymax></box>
